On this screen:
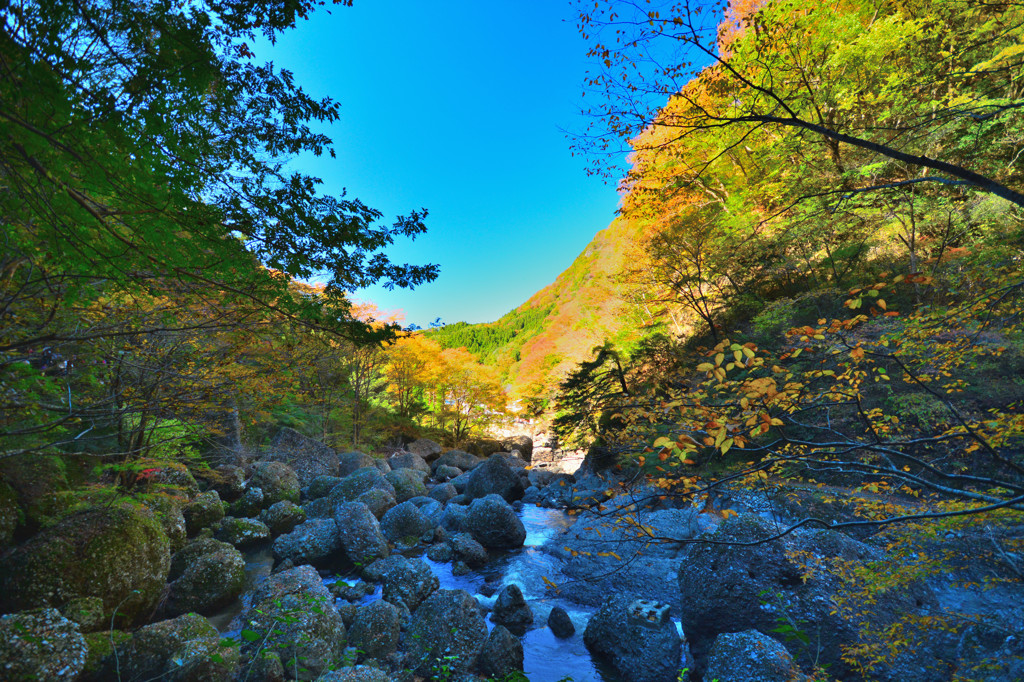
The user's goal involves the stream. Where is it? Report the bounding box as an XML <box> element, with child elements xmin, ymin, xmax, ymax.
<box><xmin>210</xmin><ymin>504</ymin><xmax>678</xmax><ymax>681</ymax></box>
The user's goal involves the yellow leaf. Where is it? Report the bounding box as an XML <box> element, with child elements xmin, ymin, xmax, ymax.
<box><xmin>697</xmin><ymin>362</ymin><xmax>715</xmax><ymax>372</ymax></box>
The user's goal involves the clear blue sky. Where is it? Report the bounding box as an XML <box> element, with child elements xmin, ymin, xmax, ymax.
<box><xmin>258</xmin><ymin>0</ymin><xmax>625</xmax><ymax>327</ymax></box>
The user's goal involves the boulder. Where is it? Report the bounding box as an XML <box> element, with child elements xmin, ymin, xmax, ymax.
<box><xmin>239</xmin><ymin>566</ymin><xmax>346</xmax><ymax>680</ymax></box>
<box><xmin>228</xmin><ymin>486</ymin><xmax>264</xmax><ymax>518</ymax></box>
<box><xmin>407</xmin><ymin>438</ymin><xmax>443</xmax><ymax>462</ymax></box>
<box><xmin>380</xmin><ymin>500</ymin><xmax>435</xmax><ymax>546</ymax></box>
<box><xmin>304</xmin><ymin>496</ymin><xmax>333</xmax><ymax>519</ymax></box>
<box><xmin>0</xmin><ymin>608</ymin><xmax>87</xmax><ymax>681</ymax></box>
<box><xmin>491</xmin><ymin>583</ymin><xmax>533</xmax><ymax>633</ymax></box>
<box><xmin>259</xmin><ymin>500</ymin><xmax>306</xmax><ymax>536</ymax></box>
<box><xmin>478</xmin><ymin>625</ymin><xmax>525</xmax><ymax>678</ymax></box>
<box><xmin>308</xmin><ymin>475</ymin><xmax>345</xmax><ymax>500</ymax></box>
<box><xmin>142</xmin><ymin>494</ymin><xmax>187</xmax><ymax>552</ymax></box>
<box><xmin>433</xmin><ymin>464</ymin><xmax>464</xmax><ymax>482</ymax></box>
<box><xmin>463</xmin><ymin>494</ymin><xmax>526</xmax><ymax>549</ymax></box>
<box><xmin>465</xmin><ymin>455</ymin><xmax>524</xmax><ymax>502</ymax></box>
<box><xmin>385</xmin><ymin>467</ymin><xmax>428</xmax><ymax>503</ymax></box>
<box><xmin>355</xmin><ymin>487</ymin><xmax>397</xmax><ymax>519</ymax></box>
<box><xmin>147</xmin><ymin>463</ymin><xmax>201</xmax><ymax>498</ymax></box>
<box><xmin>215</xmin><ymin>516</ymin><xmax>271</xmax><ymax>548</ymax></box>
<box><xmin>102</xmin><ymin>612</ymin><xmax>237</xmax><ymax>681</ymax></box>
<box><xmin>448</xmin><ymin>532</ymin><xmax>488</xmax><ymax>568</ymax></box>
<box><xmin>347</xmin><ymin>599</ymin><xmax>402</xmax><ymax>661</ymax></box>
<box><xmin>432</xmin><ymin>450</ymin><xmax>483</xmax><ymax>473</ymax></box>
<box><xmin>450</xmin><ymin>471</ymin><xmax>473</xmax><ymax>494</ymax></box>
<box><xmin>406</xmin><ymin>496</ymin><xmax>445</xmax><ymax>526</ymax></box>
<box><xmin>429</xmin><ymin>482</ymin><xmax>458</xmax><ymax>503</ymax></box>
<box><xmin>334</xmin><ymin>502</ymin><xmax>389</xmax><ymax>567</ymax></box>
<box><xmin>328</xmin><ymin>467</ymin><xmax>396</xmax><ymax>506</ymax></box>
<box><xmin>183</xmin><ymin>490</ymin><xmax>224</xmax><ymax>535</ymax></box>
<box><xmin>678</xmin><ymin>514</ymin><xmax>935</xmax><ymax>680</ymax></box>
<box><xmin>272</xmin><ymin>518</ymin><xmax>342</xmax><ymax>567</ymax></box>
<box><xmin>440</xmin><ymin>503</ymin><xmax>468</xmax><ymax>533</ymax></box>
<box><xmin>704</xmin><ymin>630</ymin><xmax>809</xmax><ymax>682</ymax></box>
<box><xmin>463</xmin><ymin>438</ymin><xmax>503</xmax><ymax>458</ymax></box>
<box><xmin>502</xmin><ymin>435</ymin><xmax>534</xmax><ymax>461</ymax></box>
<box><xmin>0</xmin><ymin>504</ymin><xmax>169</xmax><ymax>626</ymax></box>
<box><xmin>405</xmin><ymin>589</ymin><xmax>488</xmax><ymax>676</ymax></box>
<box><xmin>59</xmin><ymin>596</ymin><xmax>104</xmax><ymax>634</ymax></box>
<box><xmin>210</xmin><ymin>464</ymin><xmax>246</xmax><ymax>502</ymax></box>
<box><xmin>0</xmin><ymin>454</ymin><xmax>70</xmax><ymax>534</ymax></box>
<box><xmin>81</xmin><ymin>630</ymin><xmax>132</xmax><ymax>680</ymax></box>
<box><xmin>250</xmin><ymin>461</ymin><xmax>300</xmax><ymax>506</ymax></box>
<box><xmin>380</xmin><ymin>556</ymin><xmax>440</xmax><ymax>611</ymax></box>
<box><xmin>338</xmin><ymin>451</ymin><xmax>376</xmax><ymax>477</ymax></box>
<box><xmin>0</xmin><ymin>480</ymin><xmax>21</xmax><ymax>549</ymax></box>
<box><xmin>387</xmin><ymin>451</ymin><xmax>430</xmax><ymax>474</ymax></box>
<box><xmin>548</xmin><ymin>606</ymin><xmax>575</xmax><ymax>638</ymax></box>
<box><xmin>584</xmin><ymin>596</ymin><xmax>682</xmax><ymax>682</ymax></box>
<box><xmin>165</xmin><ymin>539</ymin><xmax>245</xmax><ymax>616</ymax></box>
<box><xmin>269</xmin><ymin>427</ymin><xmax>339</xmax><ymax>485</ymax></box>
<box><xmin>320</xmin><ymin>666</ymin><xmax>392</xmax><ymax>682</ymax></box>
<box><xmin>426</xmin><ymin>543</ymin><xmax>453</xmax><ymax>562</ymax></box>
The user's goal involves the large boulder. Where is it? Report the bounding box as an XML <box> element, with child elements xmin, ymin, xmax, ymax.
<box><xmin>338</xmin><ymin>451</ymin><xmax>376</xmax><ymax>477</ymax></box>
<box><xmin>405</xmin><ymin>589</ymin><xmax>488</xmax><ymax>676</ymax></box>
<box><xmin>387</xmin><ymin>451</ymin><xmax>430</xmax><ymax>474</ymax></box>
<box><xmin>141</xmin><ymin>493</ymin><xmax>187</xmax><ymax>552</ymax></box>
<box><xmin>215</xmin><ymin>516</ymin><xmax>271</xmax><ymax>548</ymax></box>
<box><xmin>328</xmin><ymin>467</ymin><xmax>396</xmax><ymax>505</ymax></box>
<box><xmin>463</xmin><ymin>438</ymin><xmax>504</xmax><ymax>458</ymax></box>
<box><xmin>678</xmin><ymin>514</ymin><xmax>936</xmax><ymax>680</ymax></box>
<box><xmin>502</xmin><ymin>435</ymin><xmax>534</xmax><ymax>461</ymax></box>
<box><xmin>268</xmin><ymin>427</ymin><xmax>339</xmax><ymax>485</ymax></box>
<box><xmin>0</xmin><ymin>454</ymin><xmax>71</xmax><ymax>535</ymax></box>
<box><xmin>584</xmin><ymin>596</ymin><xmax>682</xmax><ymax>682</ymax></box>
<box><xmin>380</xmin><ymin>500</ymin><xmax>435</xmax><ymax>546</ymax></box>
<box><xmin>182</xmin><ymin>490</ymin><xmax>224</xmax><ymax>535</ymax></box>
<box><xmin>260</xmin><ymin>500</ymin><xmax>307</xmax><ymax>536</ymax></box>
<box><xmin>210</xmin><ymin>464</ymin><xmax>246</xmax><ymax>502</ymax></box>
<box><xmin>320</xmin><ymin>666</ymin><xmax>392</xmax><ymax>682</ymax></box>
<box><xmin>355</xmin><ymin>487</ymin><xmax>396</xmax><ymax>519</ymax></box>
<box><xmin>334</xmin><ymin>502</ymin><xmax>389</xmax><ymax>567</ymax></box>
<box><xmin>250</xmin><ymin>461</ymin><xmax>300</xmax><ymax>506</ymax></box>
<box><xmin>449</xmin><ymin>532</ymin><xmax>488</xmax><ymax>568</ymax></box>
<box><xmin>100</xmin><ymin>613</ymin><xmax>237</xmax><ymax>681</ymax></box>
<box><xmin>239</xmin><ymin>566</ymin><xmax>346</xmax><ymax>680</ymax></box>
<box><xmin>165</xmin><ymin>539</ymin><xmax>245</xmax><ymax>616</ymax></box>
<box><xmin>380</xmin><ymin>556</ymin><xmax>440</xmax><ymax>611</ymax></box>
<box><xmin>491</xmin><ymin>583</ymin><xmax>533</xmax><ymax>633</ymax></box>
<box><xmin>432</xmin><ymin>449</ymin><xmax>483</xmax><ymax>473</ymax></box>
<box><xmin>478</xmin><ymin>625</ymin><xmax>525</xmax><ymax>678</ymax></box>
<box><xmin>228</xmin><ymin>486</ymin><xmax>264</xmax><ymax>518</ymax></box>
<box><xmin>704</xmin><ymin>630</ymin><xmax>809</xmax><ymax>682</ymax></box>
<box><xmin>308</xmin><ymin>475</ymin><xmax>345</xmax><ymax>500</ymax></box>
<box><xmin>407</xmin><ymin>438</ymin><xmax>443</xmax><ymax>462</ymax></box>
<box><xmin>0</xmin><ymin>608</ymin><xmax>88</xmax><ymax>681</ymax></box>
<box><xmin>347</xmin><ymin>599</ymin><xmax>402</xmax><ymax>661</ymax></box>
<box><xmin>429</xmin><ymin>482</ymin><xmax>458</xmax><ymax>503</ymax></box>
<box><xmin>272</xmin><ymin>518</ymin><xmax>342</xmax><ymax>567</ymax></box>
<box><xmin>385</xmin><ymin>467</ymin><xmax>428</xmax><ymax>503</ymax></box>
<box><xmin>0</xmin><ymin>504</ymin><xmax>170</xmax><ymax>626</ymax></box>
<box><xmin>463</xmin><ymin>494</ymin><xmax>526</xmax><ymax>549</ymax></box>
<box><xmin>465</xmin><ymin>455</ymin><xmax>524</xmax><ymax>502</ymax></box>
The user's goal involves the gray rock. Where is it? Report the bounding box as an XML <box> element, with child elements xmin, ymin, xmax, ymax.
<box><xmin>260</xmin><ymin>500</ymin><xmax>306</xmax><ymax>536</ymax></box>
<box><xmin>104</xmin><ymin>612</ymin><xmax>236</xmax><ymax>681</ymax></box>
<box><xmin>432</xmin><ymin>450</ymin><xmax>483</xmax><ymax>473</ymax></box>
<box><xmin>380</xmin><ymin>500</ymin><xmax>435</xmax><ymax>546</ymax></box>
<box><xmin>465</xmin><ymin>455</ymin><xmax>524</xmax><ymax>502</ymax></box>
<box><xmin>381</xmin><ymin>557</ymin><xmax>439</xmax><ymax>611</ymax></box>
<box><xmin>405</xmin><ymin>589</ymin><xmax>488</xmax><ymax>676</ymax></box>
<box><xmin>215</xmin><ymin>516</ymin><xmax>271</xmax><ymax>548</ymax></box>
<box><xmin>527</xmin><ymin>468</ymin><xmax>556</xmax><ymax>488</ymax></box>
<box><xmin>584</xmin><ymin>596</ymin><xmax>682</xmax><ymax>682</ymax></box>
<box><xmin>338</xmin><ymin>452</ymin><xmax>376</xmax><ymax>477</ymax></box>
<box><xmin>334</xmin><ymin>502</ymin><xmax>389</xmax><ymax>567</ymax></box>
<box><xmin>548</xmin><ymin>606</ymin><xmax>575</xmax><ymax>638</ymax></box>
<box><xmin>450</xmin><ymin>471</ymin><xmax>473</xmax><ymax>494</ymax></box>
<box><xmin>250</xmin><ymin>461</ymin><xmax>301</xmax><ymax>506</ymax></box>
<box><xmin>303</xmin><ymin>496</ymin><xmax>333</xmax><ymax>519</ymax></box>
<box><xmin>440</xmin><ymin>504</ymin><xmax>468</xmax><ymax>532</ymax></box>
<box><xmin>59</xmin><ymin>596</ymin><xmax>104</xmax><ymax>634</ymax></box>
<box><xmin>704</xmin><ymin>630</ymin><xmax>809</xmax><ymax>682</ymax></box>
<box><xmin>272</xmin><ymin>518</ymin><xmax>342</xmax><ymax>567</ymax></box>
<box><xmin>406</xmin><ymin>496</ymin><xmax>444</xmax><ymax>526</ymax></box>
<box><xmin>491</xmin><ymin>583</ymin><xmax>533</xmax><ymax>633</ymax></box>
<box><xmin>463</xmin><ymin>494</ymin><xmax>526</xmax><ymax>549</ymax></box>
<box><xmin>183</xmin><ymin>490</ymin><xmax>224</xmax><ymax>535</ymax></box>
<box><xmin>347</xmin><ymin>600</ymin><xmax>401</xmax><ymax>661</ymax></box>
<box><xmin>427</xmin><ymin>543</ymin><xmax>454</xmax><ymax>562</ymax></box>
<box><xmin>268</xmin><ymin>427</ymin><xmax>339</xmax><ymax>485</ymax></box>
<box><xmin>0</xmin><ymin>608</ymin><xmax>87</xmax><ymax>681</ymax></box>
<box><xmin>329</xmin><ymin>468</ymin><xmax>396</xmax><ymax>506</ymax></box>
<box><xmin>387</xmin><ymin>451</ymin><xmax>430</xmax><ymax>474</ymax></box>
<box><xmin>142</xmin><ymin>495</ymin><xmax>187</xmax><ymax>553</ymax></box>
<box><xmin>502</xmin><ymin>435</ymin><xmax>534</xmax><ymax>461</ymax></box>
<box><xmin>166</xmin><ymin>540</ymin><xmax>245</xmax><ymax>616</ymax></box>
<box><xmin>385</xmin><ymin>468</ymin><xmax>428</xmax><ymax>503</ymax></box>
<box><xmin>211</xmin><ymin>464</ymin><xmax>246</xmax><ymax>502</ymax></box>
<box><xmin>479</xmin><ymin>624</ymin><xmax>525</xmax><ymax>678</ymax></box>
<box><xmin>463</xmin><ymin>438</ymin><xmax>504</xmax><ymax>458</ymax></box>
<box><xmin>229</xmin><ymin>486</ymin><xmax>264</xmax><ymax>518</ymax></box>
<box><xmin>308</xmin><ymin>475</ymin><xmax>345</xmax><ymax>500</ymax></box>
<box><xmin>239</xmin><ymin>566</ymin><xmax>346</xmax><ymax>680</ymax></box>
<box><xmin>355</xmin><ymin>487</ymin><xmax>397</xmax><ymax>519</ymax></box>
<box><xmin>433</xmin><ymin>465</ymin><xmax>464</xmax><ymax>482</ymax></box>
<box><xmin>429</xmin><ymin>482</ymin><xmax>458</xmax><ymax>502</ymax></box>
<box><xmin>320</xmin><ymin>666</ymin><xmax>392</xmax><ymax>682</ymax></box>
<box><xmin>407</xmin><ymin>438</ymin><xmax>443</xmax><ymax>462</ymax></box>
<box><xmin>448</xmin><ymin>532</ymin><xmax>487</xmax><ymax>568</ymax></box>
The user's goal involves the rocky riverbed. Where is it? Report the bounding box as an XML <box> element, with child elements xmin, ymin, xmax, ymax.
<box><xmin>1</xmin><ymin>432</ymin><xmax>1022</xmax><ymax>681</ymax></box>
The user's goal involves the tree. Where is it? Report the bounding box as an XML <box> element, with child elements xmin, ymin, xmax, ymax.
<box><xmin>577</xmin><ymin>0</ymin><xmax>1024</xmax><ymax>207</ymax></box>
<box><xmin>1</xmin><ymin>0</ymin><xmax>437</xmax><ymax>461</ymax></box>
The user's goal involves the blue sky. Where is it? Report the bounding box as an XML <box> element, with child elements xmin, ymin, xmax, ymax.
<box><xmin>258</xmin><ymin>0</ymin><xmax>626</xmax><ymax>327</ymax></box>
